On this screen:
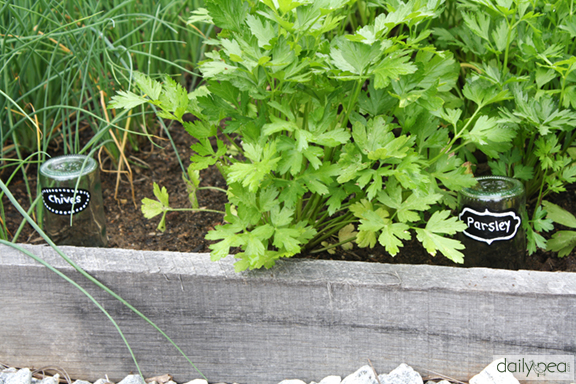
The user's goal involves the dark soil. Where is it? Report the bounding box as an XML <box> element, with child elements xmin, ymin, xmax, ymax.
<box><xmin>3</xmin><ymin>123</ymin><xmax>576</xmax><ymax>273</ymax></box>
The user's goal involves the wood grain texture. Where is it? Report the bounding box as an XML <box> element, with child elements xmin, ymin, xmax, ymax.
<box><xmin>1</xmin><ymin>244</ymin><xmax>575</xmax><ymax>384</ymax></box>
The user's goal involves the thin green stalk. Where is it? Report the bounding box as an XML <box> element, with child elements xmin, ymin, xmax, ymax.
<box><xmin>428</xmin><ymin>104</ymin><xmax>484</xmax><ymax>165</ymax></box>
<box><xmin>12</xmin><ymin>194</ymin><xmax>42</xmax><ymax>243</ymax></box>
<box><xmin>0</xmin><ymin>240</ymin><xmax>145</xmax><ymax>384</ymax></box>
<box><xmin>198</xmin><ymin>186</ymin><xmax>228</xmax><ymax>193</ymax></box>
<box><xmin>0</xmin><ymin>179</ymin><xmax>207</xmax><ymax>381</ymax></box>
<box><xmin>167</xmin><ymin>207</ymin><xmax>226</xmax><ymax>214</ymax></box>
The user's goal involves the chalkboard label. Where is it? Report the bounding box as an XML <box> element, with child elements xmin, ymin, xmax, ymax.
<box><xmin>42</xmin><ymin>188</ymin><xmax>91</xmax><ymax>215</ymax></box>
<box><xmin>459</xmin><ymin>207</ymin><xmax>521</xmax><ymax>245</ymax></box>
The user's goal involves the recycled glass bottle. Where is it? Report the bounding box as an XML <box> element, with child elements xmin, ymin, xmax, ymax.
<box><xmin>458</xmin><ymin>176</ymin><xmax>526</xmax><ymax>269</ymax></box>
<box><xmin>39</xmin><ymin>155</ymin><xmax>108</xmax><ymax>247</ymax></box>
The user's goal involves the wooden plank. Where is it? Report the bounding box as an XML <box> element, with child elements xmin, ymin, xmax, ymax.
<box><xmin>1</xmin><ymin>244</ymin><xmax>575</xmax><ymax>384</ymax></box>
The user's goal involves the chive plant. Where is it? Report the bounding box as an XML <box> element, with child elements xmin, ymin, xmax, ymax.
<box><xmin>0</xmin><ymin>0</ymin><xmax>210</xmax><ymax>240</ymax></box>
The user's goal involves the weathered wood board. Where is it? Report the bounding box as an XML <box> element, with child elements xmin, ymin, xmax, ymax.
<box><xmin>1</xmin><ymin>244</ymin><xmax>575</xmax><ymax>384</ymax></box>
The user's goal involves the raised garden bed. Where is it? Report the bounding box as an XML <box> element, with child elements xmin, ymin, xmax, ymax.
<box><xmin>1</xmin><ymin>244</ymin><xmax>575</xmax><ymax>384</ymax></box>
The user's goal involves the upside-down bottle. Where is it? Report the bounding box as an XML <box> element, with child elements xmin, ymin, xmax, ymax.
<box><xmin>458</xmin><ymin>176</ymin><xmax>526</xmax><ymax>269</ymax></box>
<box><xmin>39</xmin><ymin>154</ymin><xmax>107</xmax><ymax>247</ymax></box>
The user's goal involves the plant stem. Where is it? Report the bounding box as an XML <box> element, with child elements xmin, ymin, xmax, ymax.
<box><xmin>310</xmin><ymin>235</ymin><xmax>357</xmax><ymax>254</ymax></box>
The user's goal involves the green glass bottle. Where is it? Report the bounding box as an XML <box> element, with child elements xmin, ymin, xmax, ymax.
<box><xmin>39</xmin><ymin>155</ymin><xmax>107</xmax><ymax>247</ymax></box>
<box><xmin>458</xmin><ymin>176</ymin><xmax>526</xmax><ymax>269</ymax></box>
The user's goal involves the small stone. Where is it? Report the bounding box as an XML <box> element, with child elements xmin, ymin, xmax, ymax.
<box><xmin>72</xmin><ymin>380</ymin><xmax>92</xmax><ymax>384</ymax></box>
<box><xmin>146</xmin><ymin>375</ymin><xmax>172</xmax><ymax>384</ymax></box>
<box><xmin>93</xmin><ymin>379</ymin><xmax>110</xmax><ymax>384</ymax></box>
<box><xmin>1</xmin><ymin>369</ymin><xmax>17</xmax><ymax>374</ymax></box>
<box><xmin>318</xmin><ymin>376</ymin><xmax>341</xmax><ymax>384</ymax></box>
<box><xmin>39</xmin><ymin>374</ymin><xmax>59</xmax><ymax>384</ymax></box>
<box><xmin>182</xmin><ymin>380</ymin><xmax>208</xmax><ymax>384</ymax></box>
<box><xmin>118</xmin><ymin>376</ymin><xmax>144</xmax><ymax>384</ymax></box>
<box><xmin>378</xmin><ymin>364</ymin><xmax>423</xmax><ymax>384</ymax></box>
<box><xmin>470</xmin><ymin>359</ymin><xmax>519</xmax><ymax>384</ymax></box>
<box><xmin>0</xmin><ymin>369</ymin><xmax>18</xmax><ymax>384</ymax></box>
<box><xmin>5</xmin><ymin>369</ymin><xmax>32</xmax><ymax>384</ymax></box>
<box><xmin>278</xmin><ymin>380</ymin><xmax>307</xmax><ymax>384</ymax></box>
<box><xmin>342</xmin><ymin>366</ymin><xmax>378</xmax><ymax>384</ymax></box>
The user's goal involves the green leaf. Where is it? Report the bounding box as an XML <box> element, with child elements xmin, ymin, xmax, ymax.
<box><xmin>273</xmin><ymin>227</ymin><xmax>302</xmax><ymax>254</ymax></box>
<box><xmin>312</xmin><ymin>128</ymin><xmax>351</xmax><ymax>147</ymax></box>
<box><xmin>246</xmin><ymin>14</ymin><xmax>275</xmax><ymax>48</ymax></box>
<box><xmin>200</xmin><ymin>60</ymin><xmax>239</xmax><ymax>77</ymax></box>
<box><xmin>491</xmin><ymin>19</ymin><xmax>509</xmax><ymax>53</ymax></box>
<box><xmin>547</xmin><ymin>231</ymin><xmax>576</xmax><ymax>257</ymax></box>
<box><xmin>559</xmin><ymin>15</ymin><xmax>576</xmax><ymax>38</ymax></box>
<box><xmin>378</xmin><ymin>183</ymin><xmax>442</xmax><ymax>223</ymax></box>
<box><xmin>357</xmin><ymin>208</ymin><xmax>390</xmax><ymax>248</ymax></box>
<box><xmin>262</xmin><ymin>115</ymin><xmax>298</xmax><ymax>136</ymax></box>
<box><xmin>415</xmin><ymin>210</ymin><xmax>467</xmax><ymax>262</ymax></box>
<box><xmin>141</xmin><ymin>183</ymin><xmax>171</xmax><ymax>232</ymax></box>
<box><xmin>563</xmin><ymin>86</ymin><xmax>576</xmax><ymax>109</ymax></box>
<box><xmin>378</xmin><ymin>222</ymin><xmax>410</xmax><ymax>255</ymax></box>
<box><xmin>358</xmin><ymin>82</ymin><xmax>398</xmax><ymax>116</ymax></box>
<box><xmin>462</xmin><ymin>79</ymin><xmax>510</xmax><ymax>107</ymax></box>
<box><xmin>188</xmin><ymin>8</ymin><xmax>213</xmax><ymax>24</ymax></box>
<box><xmin>465</xmin><ymin>115</ymin><xmax>515</xmax><ymax>146</ymax></box>
<box><xmin>183</xmin><ymin>120</ymin><xmax>216</xmax><ymax>139</ymax></box>
<box><xmin>461</xmin><ymin>11</ymin><xmax>490</xmax><ymax>42</ymax></box>
<box><xmin>432</xmin><ymin>154</ymin><xmax>477</xmax><ymax>191</ymax></box>
<box><xmin>440</xmin><ymin>108</ymin><xmax>462</xmax><ymax>128</ymax></box>
<box><xmin>415</xmin><ymin>231</ymin><xmax>465</xmax><ymax>263</ymax></box>
<box><xmin>109</xmin><ymin>90</ymin><xmax>148</xmax><ymax>110</ymax></box>
<box><xmin>531</xmin><ymin>205</ymin><xmax>554</xmax><ymax>233</ymax></box>
<box><xmin>153</xmin><ymin>182</ymin><xmax>170</xmax><ymax>207</ymax></box>
<box><xmin>300</xmin><ymin>163</ymin><xmax>340</xmax><ymax>195</ymax></box>
<box><xmin>330</xmin><ymin>39</ymin><xmax>381</xmax><ymax>75</ymax></box>
<box><xmin>189</xmin><ymin>138</ymin><xmax>227</xmax><ymax>171</ymax></box>
<box><xmin>536</xmin><ymin>68</ymin><xmax>557</xmax><ymax>89</ymax></box>
<box><xmin>527</xmin><ymin>225</ymin><xmax>547</xmax><ymax>254</ymax></box>
<box><xmin>141</xmin><ymin>198</ymin><xmax>164</xmax><ymax>219</ymax></box>
<box><xmin>373</xmin><ymin>54</ymin><xmax>418</xmax><ymax>89</ymax></box>
<box><xmin>184</xmin><ymin>166</ymin><xmax>201</xmax><ymax>209</ymax></box>
<box><xmin>159</xmin><ymin>76</ymin><xmax>189</xmax><ymax>120</ymax></box>
<box><xmin>228</xmin><ymin>142</ymin><xmax>281</xmax><ymax>192</ymax></box>
<box><xmin>205</xmin><ymin>0</ymin><xmax>248</xmax><ymax>32</ymax></box>
<box><xmin>133</xmin><ymin>72</ymin><xmax>162</xmax><ymax>100</ymax></box>
<box><xmin>543</xmin><ymin>200</ymin><xmax>576</xmax><ymax>228</ymax></box>
<box><xmin>270</xmin><ymin>205</ymin><xmax>294</xmax><ymax>227</ymax></box>
<box><xmin>338</xmin><ymin>224</ymin><xmax>357</xmax><ymax>250</ymax></box>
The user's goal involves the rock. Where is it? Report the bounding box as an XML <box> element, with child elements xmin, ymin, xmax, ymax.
<box><xmin>278</xmin><ymin>380</ymin><xmax>307</xmax><ymax>384</ymax></box>
<box><xmin>72</xmin><ymin>380</ymin><xmax>92</xmax><ymax>384</ymax></box>
<box><xmin>378</xmin><ymin>364</ymin><xmax>423</xmax><ymax>384</ymax></box>
<box><xmin>118</xmin><ymin>376</ymin><xmax>144</xmax><ymax>384</ymax></box>
<box><xmin>182</xmin><ymin>380</ymin><xmax>207</xmax><ymax>384</ymax></box>
<box><xmin>342</xmin><ymin>366</ymin><xmax>378</xmax><ymax>384</ymax></box>
<box><xmin>38</xmin><ymin>374</ymin><xmax>60</xmax><ymax>384</ymax></box>
<box><xmin>93</xmin><ymin>379</ymin><xmax>111</xmax><ymax>384</ymax></box>
<box><xmin>469</xmin><ymin>359</ymin><xmax>519</xmax><ymax>384</ymax></box>
<box><xmin>146</xmin><ymin>375</ymin><xmax>172</xmax><ymax>384</ymax></box>
<box><xmin>318</xmin><ymin>376</ymin><xmax>342</xmax><ymax>384</ymax></box>
<box><xmin>0</xmin><ymin>369</ymin><xmax>18</xmax><ymax>384</ymax></box>
<box><xmin>4</xmin><ymin>369</ymin><xmax>32</xmax><ymax>384</ymax></box>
